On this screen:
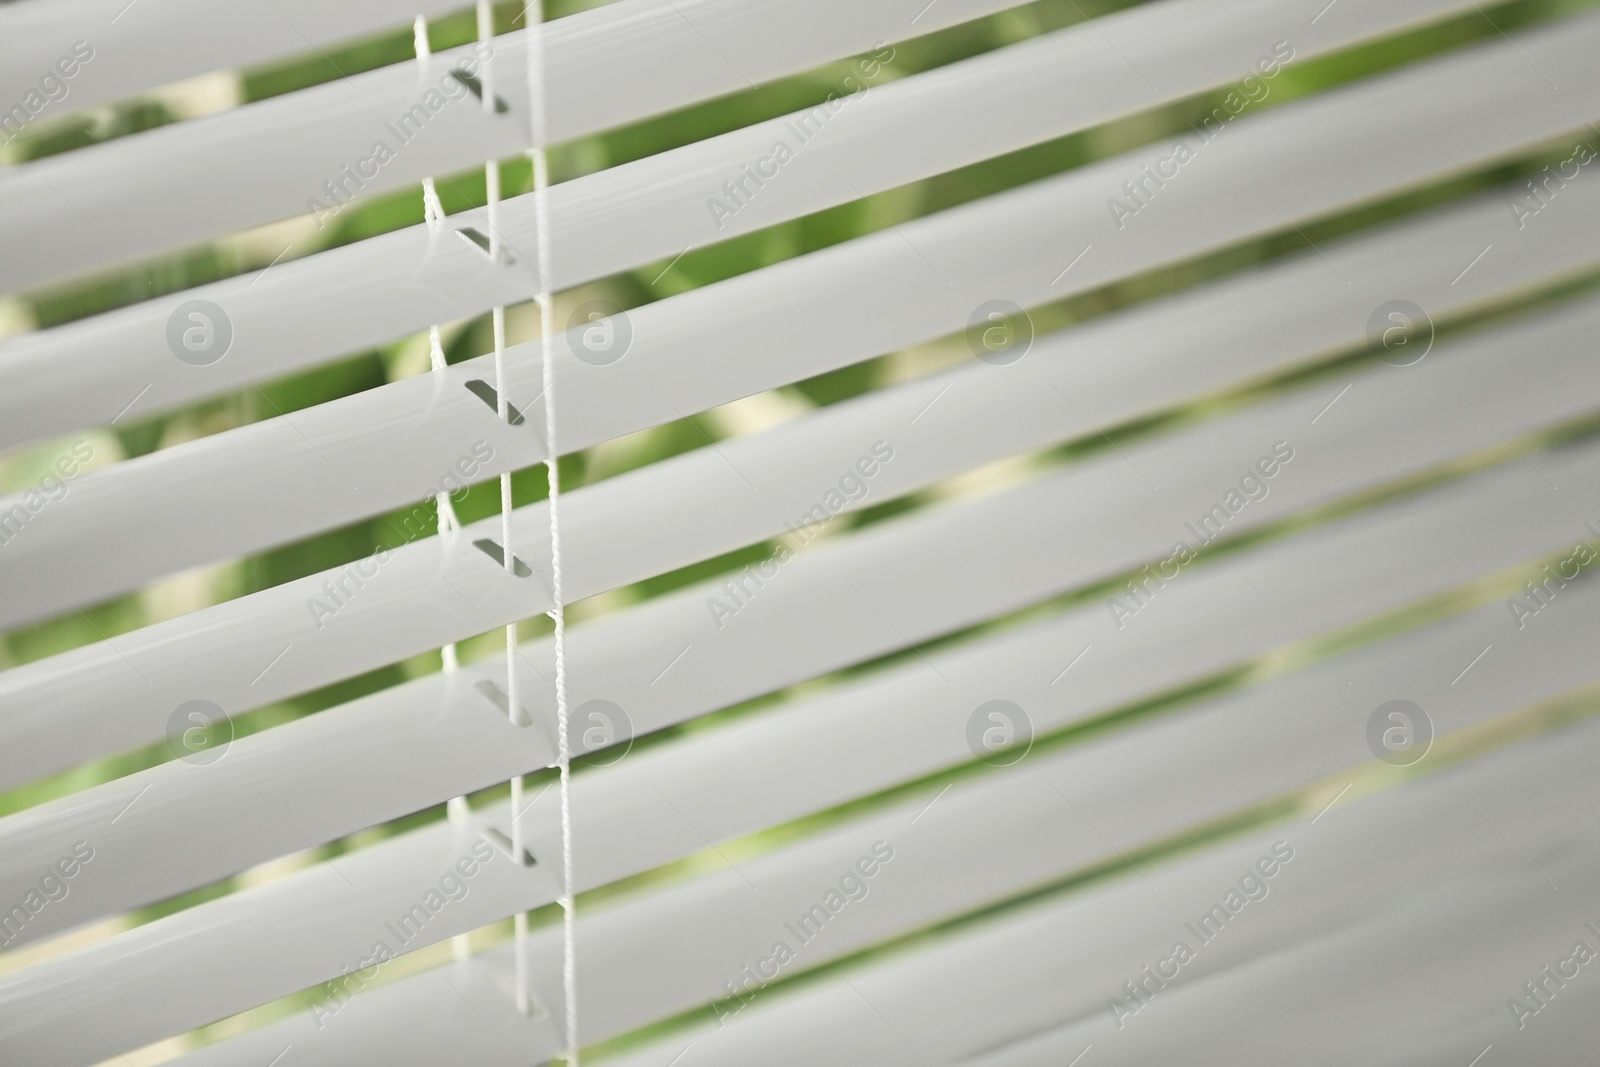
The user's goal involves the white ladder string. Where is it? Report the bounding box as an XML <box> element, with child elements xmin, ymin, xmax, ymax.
<box><xmin>521</xmin><ymin>1</ymin><xmax>578</xmax><ymax>1060</ymax></box>
<box><xmin>413</xmin><ymin>19</ymin><xmax>448</xmax><ymax>231</ymax></box>
<box><xmin>465</xmin><ymin>0</ymin><xmax>541</xmax><ymax>1017</ymax></box>
<box><xmin>413</xmin><ymin>13</ymin><xmax>471</xmax><ymax>968</ymax></box>
<box><xmin>420</xmin><ymin>3</ymin><xmax>575</xmax><ymax>1040</ymax></box>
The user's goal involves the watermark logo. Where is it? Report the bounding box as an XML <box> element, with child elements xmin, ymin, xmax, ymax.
<box><xmin>1508</xmin><ymin>919</ymin><xmax>1600</xmax><ymax>1029</ymax></box>
<box><xmin>0</xmin><ymin>841</ymin><xmax>96</xmax><ymax>948</ymax></box>
<box><xmin>1108</xmin><ymin>41</ymin><xmax>1296</xmax><ymax>230</ymax></box>
<box><xmin>1509</xmin><ymin>141</ymin><xmax>1597</xmax><ymax>230</ymax></box>
<box><xmin>966</xmin><ymin>700</ymin><xmax>1033</xmax><ymax>767</ymax></box>
<box><xmin>166</xmin><ymin>299</ymin><xmax>234</xmax><ymax>366</ymax></box>
<box><xmin>567</xmin><ymin>299</ymin><xmax>632</xmax><ymax>366</ymax></box>
<box><xmin>1366</xmin><ymin>300</ymin><xmax>1433</xmax><ymax>367</ymax></box>
<box><xmin>314</xmin><ymin>837</ymin><xmax>502</xmax><ymax>1027</ymax></box>
<box><xmin>306</xmin><ymin>546</ymin><xmax>396</xmax><ymax>630</ymax></box>
<box><xmin>166</xmin><ymin>699</ymin><xmax>233</xmax><ymax>766</ymax></box>
<box><xmin>1108</xmin><ymin>841</ymin><xmax>1295</xmax><ymax>1028</ymax></box>
<box><xmin>703</xmin><ymin>43</ymin><xmax>895</xmax><ymax>232</ymax></box>
<box><xmin>1507</xmin><ymin>528</ymin><xmax>1598</xmax><ymax>630</ymax></box>
<box><xmin>714</xmin><ymin>841</ymin><xmax>895</xmax><ymax>1028</ymax></box>
<box><xmin>0</xmin><ymin>41</ymin><xmax>95</xmax><ymax>147</ymax></box>
<box><xmin>306</xmin><ymin>41</ymin><xmax>496</xmax><ymax>230</ymax></box>
<box><xmin>1366</xmin><ymin>699</ymin><xmax>1431</xmax><ymax>767</ymax></box>
<box><xmin>708</xmin><ymin>442</ymin><xmax>895</xmax><ymax>630</ymax></box>
<box><xmin>966</xmin><ymin>300</ymin><xmax>1034</xmax><ymax>366</ymax></box>
<box><xmin>1108</xmin><ymin>441</ymin><xmax>1295</xmax><ymax>629</ymax></box>
<box><xmin>0</xmin><ymin>439</ymin><xmax>95</xmax><ymax>548</ymax></box>
<box><xmin>572</xmin><ymin>698</ymin><xmax>633</xmax><ymax>767</ymax></box>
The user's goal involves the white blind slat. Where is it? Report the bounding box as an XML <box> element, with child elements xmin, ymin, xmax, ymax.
<box><xmin>1</xmin><ymin>287</ymin><xmax>1593</xmax><ymax>793</ymax></box>
<box><xmin>3</xmin><ymin>313</ymin><xmax>1600</xmax><ymax>1049</ymax></box>
<box><xmin>0</xmin><ymin>0</ymin><xmax>1033</xmax><ymax>292</ymax></box>
<box><xmin>599</xmin><ymin>722</ymin><xmax>1600</xmax><ymax>1067</ymax></box>
<box><xmin>6</xmin><ymin>415</ymin><xmax>1597</xmax><ymax>949</ymax></box>
<box><xmin>0</xmin><ymin>0</ymin><xmax>469</xmax><ymax>115</ymax></box>
<box><xmin>162</xmin><ymin>597</ymin><xmax>1600</xmax><ymax>1066</ymax></box>
<box><xmin>6</xmin><ymin>168</ymin><xmax>1599</xmax><ymax>630</ymax></box>
<box><xmin>1</xmin><ymin>4</ymin><xmax>1596</xmax><ymax>1062</ymax></box>
<box><xmin>1</xmin><ymin>6</ymin><xmax>1593</xmax><ymax>451</ymax></box>
<box><xmin>1</xmin><ymin>291</ymin><xmax>1594</xmax><ymax>790</ymax></box>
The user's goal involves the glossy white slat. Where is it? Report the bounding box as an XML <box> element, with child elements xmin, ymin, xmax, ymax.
<box><xmin>0</xmin><ymin>0</ymin><xmax>469</xmax><ymax>115</ymax></box>
<box><xmin>167</xmin><ymin>587</ymin><xmax>1600</xmax><ymax>1065</ymax></box>
<box><xmin>0</xmin><ymin>1</ymin><xmax>1584</xmax><ymax>452</ymax></box>
<box><xmin>0</xmin><ymin>0</ymin><xmax>1032</xmax><ymax>293</ymax></box>
<box><xmin>1</xmin><ymin>291</ymin><xmax>1594</xmax><ymax>790</ymax></box>
<box><xmin>3</xmin><ymin>283</ymin><xmax>1600</xmax><ymax>940</ymax></box>
<box><xmin>5</xmin><ymin>165</ymin><xmax>1598</xmax><ymax>629</ymax></box>
<box><xmin>601</xmin><ymin>721</ymin><xmax>1600</xmax><ymax>1067</ymax></box>
<box><xmin>3</xmin><ymin>316</ymin><xmax>1600</xmax><ymax>1049</ymax></box>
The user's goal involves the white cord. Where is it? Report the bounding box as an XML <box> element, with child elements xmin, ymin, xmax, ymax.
<box><xmin>522</xmin><ymin>2</ymin><xmax>579</xmax><ymax>1060</ymax></box>
<box><xmin>416</xmin><ymin>14</ymin><xmax>470</xmax><ymax>967</ymax></box>
<box><xmin>467</xmin><ymin>0</ymin><xmax>543</xmax><ymax>1020</ymax></box>
<box><xmin>413</xmin><ymin>18</ymin><xmax>448</xmax><ymax>230</ymax></box>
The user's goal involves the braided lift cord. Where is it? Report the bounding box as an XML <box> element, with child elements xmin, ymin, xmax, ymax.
<box><xmin>410</xmin><ymin>7</ymin><xmax>577</xmax><ymax>1049</ymax></box>
<box><xmin>518</xmin><ymin>1</ymin><xmax>580</xmax><ymax>1058</ymax></box>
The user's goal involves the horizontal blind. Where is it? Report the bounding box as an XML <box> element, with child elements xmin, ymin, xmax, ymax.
<box><xmin>0</xmin><ymin>0</ymin><xmax>1033</xmax><ymax>293</ymax></box>
<box><xmin>0</xmin><ymin>0</ymin><xmax>1497</xmax><ymax>451</ymax></box>
<box><xmin>2</xmin><ymin>175</ymin><xmax>1598</xmax><ymax>627</ymax></box>
<box><xmin>3</xmin><ymin>431</ymin><xmax>1600</xmax><ymax>1049</ymax></box>
<box><xmin>5</xmin><ymin>308</ymin><xmax>1600</xmax><ymax>947</ymax></box>
<box><xmin>0</xmin><ymin>0</ymin><xmax>471</xmax><ymax>113</ymax></box>
<box><xmin>0</xmin><ymin>1</ymin><xmax>1598</xmax><ymax>1064</ymax></box>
